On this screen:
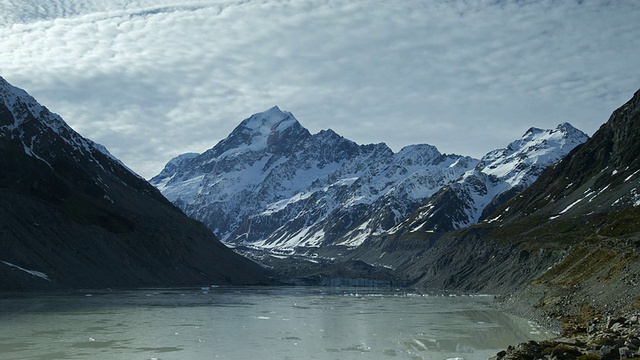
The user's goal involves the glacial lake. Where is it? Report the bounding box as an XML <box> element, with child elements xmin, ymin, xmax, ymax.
<box><xmin>0</xmin><ymin>287</ymin><xmax>550</xmax><ymax>360</ymax></box>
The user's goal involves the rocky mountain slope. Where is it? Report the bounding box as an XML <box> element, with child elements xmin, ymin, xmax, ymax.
<box><xmin>347</xmin><ymin>88</ymin><xmax>640</xmax><ymax>342</ymax></box>
<box><xmin>0</xmin><ymin>76</ymin><xmax>270</xmax><ymax>291</ymax></box>
<box><xmin>257</xmin><ymin>89</ymin><xmax>640</xmax><ymax>345</ymax></box>
<box><xmin>494</xmin><ymin>89</ymin><xmax>640</xmax><ymax>227</ymax></box>
<box><xmin>394</xmin><ymin>123</ymin><xmax>588</xmax><ymax>234</ymax></box>
<box><xmin>480</xmin><ymin>89</ymin><xmax>640</xmax><ymax>360</ymax></box>
<box><xmin>151</xmin><ymin>106</ymin><xmax>478</xmax><ymax>255</ymax></box>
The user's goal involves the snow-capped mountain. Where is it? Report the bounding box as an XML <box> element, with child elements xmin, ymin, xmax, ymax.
<box><xmin>346</xmin><ymin>89</ymin><xmax>640</xmax><ymax>313</ymax></box>
<box><xmin>495</xmin><ymin>88</ymin><xmax>640</xmax><ymax>225</ymax></box>
<box><xmin>0</xmin><ymin>76</ymin><xmax>268</xmax><ymax>290</ymax></box>
<box><xmin>392</xmin><ymin>123</ymin><xmax>589</xmax><ymax>234</ymax></box>
<box><xmin>0</xmin><ymin>76</ymin><xmax>130</xmax><ymax>176</ymax></box>
<box><xmin>151</xmin><ymin>106</ymin><xmax>478</xmax><ymax>254</ymax></box>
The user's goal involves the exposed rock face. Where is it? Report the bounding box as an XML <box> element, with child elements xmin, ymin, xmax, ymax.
<box><xmin>151</xmin><ymin>106</ymin><xmax>478</xmax><ymax>255</ymax></box>
<box><xmin>0</xmin><ymin>76</ymin><xmax>270</xmax><ymax>290</ymax></box>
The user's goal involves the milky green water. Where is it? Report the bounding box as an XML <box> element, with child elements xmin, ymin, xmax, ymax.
<box><xmin>0</xmin><ymin>287</ymin><xmax>551</xmax><ymax>360</ymax></box>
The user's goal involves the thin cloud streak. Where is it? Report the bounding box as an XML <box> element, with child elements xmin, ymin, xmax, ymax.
<box><xmin>1</xmin><ymin>0</ymin><xmax>639</xmax><ymax>178</ymax></box>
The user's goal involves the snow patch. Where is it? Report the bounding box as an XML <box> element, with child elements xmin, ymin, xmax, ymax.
<box><xmin>597</xmin><ymin>185</ymin><xmax>610</xmax><ymax>196</ymax></box>
<box><xmin>336</xmin><ymin>229</ymin><xmax>371</xmax><ymax>248</ymax></box>
<box><xmin>630</xmin><ymin>188</ymin><xmax>640</xmax><ymax>207</ymax></box>
<box><xmin>410</xmin><ymin>222</ymin><xmax>426</xmax><ymax>232</ymax></box>
<box><xmin>625</xmin><ymin>169</ymin><xmax>640</xmax><ymax>182</ymax></box>
<box><xmin>261</xmin><ymin>191</ymin><xmax>313</xmax><ymax>216</ymax></box>
<box><xmin>1</xmin><ymin>261</ymin><xmax>51</xmax><ymax>281</ymax></box>
<box><xmin>559</xmin><ymin>198</ymin><xmax>583</xmax><ymax>214</ymax></box>
<box><xmin>334</xmin><ymin>220</ymin><xmax>372</xmax><ymax>248</ymax></box>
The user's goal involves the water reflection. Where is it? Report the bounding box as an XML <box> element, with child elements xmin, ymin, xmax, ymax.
<box><xmin>0</xmin><ymin>287</ymin><xmax>550</xmax><ymax>360</ymax></box>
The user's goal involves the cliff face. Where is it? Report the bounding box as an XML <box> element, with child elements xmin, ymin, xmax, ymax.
<box><xmin>0</xmin><ymin>77</ymin><xmax>270</xmax><ymax>290</ymax></box>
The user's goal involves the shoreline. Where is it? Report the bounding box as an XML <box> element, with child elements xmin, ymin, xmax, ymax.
<box><xmin>492</xmin><ymin>292</ymin><xmax>640</xmax><ymax>359</ymax></box>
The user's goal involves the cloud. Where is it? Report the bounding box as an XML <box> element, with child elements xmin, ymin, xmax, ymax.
<box><xmin>1</xmin><ymin>0</ymin><xmax>639</xmax><ymax>178</ymax></box>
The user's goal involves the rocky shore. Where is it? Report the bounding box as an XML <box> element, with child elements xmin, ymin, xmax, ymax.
<box><xmin>490</xmin><ymin>314</ymin><xmax>640</xmax><ymax>359</ymax></box>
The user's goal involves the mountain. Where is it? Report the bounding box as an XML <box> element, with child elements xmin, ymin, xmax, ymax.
<box><xmin>491</xmin><ymin>88</ymin><xmax>640</xmax><ymax>234</ymax></box>
<box><xmin>393</xmin><ymin>123</ymin><xmax>588</xmax><ymax>234</ymax></box>
<box><xmin>0</xmin><ymin>76</ymin><xmax>269</xmax><ymax>290</ymax></box>
<box><xmin>347</xmin><ymin>88</ymin><xmax>640</xmax><ymax>336</ymax></box>
<box><xmin>150</xmin><ymin>106</ymin><xmax>478</xmax><ymax>255</ymax></box>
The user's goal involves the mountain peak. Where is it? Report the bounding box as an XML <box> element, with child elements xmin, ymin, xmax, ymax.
<box><xmin>397</xmin><ymin>144</ymin><xmax>440</xmax><ymax>156</ymax></box>
<box><xmin>152</xmin><ymin>106</ymin><xmax>476</xmax><ymax>252</ymax></box>
<box><xmin>1</xmin><ymin>76</ymin><xmax>134</xmax><ymax>175</ymax></box>
<box><xmin>0</xmin><ymin>76</ymin><xmax>21</xmax><ymax>96</ymax></box>
<box><xmin>1</xmin><ymin>76</ymin><xmax>46</xmax><ymax>128</ymax></box>
<box><xmin>395</xmin><ymin>122</ymin><xmax>589</xmax><ymax>234</ymax></box>
<box><xmin>481</xmin><ymin>123</ymin><xmax>588</xmax><ymax>178</ymax></box>
<box><xmin>523</xmin><ymin>126</ymin><xmax>545</xmax><ymax>136</ymax></box>
<box><xmin>556</xmin><ymin>122</ymin><xmax>575</xmax><ymax>131</ymax></box>
<box><xmin>201</xmin><ymin>106</ymin><xmax>309</xmax><ymax>158</ymax></box>
<box><xmin>491</xmin><ymin>87</ymin><xmax>640</xmax><ymax>225</ymax></box>
<box><xmin>553</xmin><ymin>122</ymin><xmax>585</xmax><ymax>139</ymax></box>
<box><xmin>240</xmin><ymin>105</ymin><xmax>295</xmax><ymax>133</ymax></box>
<box><xmin>264</xmin><ymin>105</ymin><xmax>285</xmax><ymax>118</ymax></box>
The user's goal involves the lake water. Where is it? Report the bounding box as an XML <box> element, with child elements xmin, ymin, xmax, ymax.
<box><xmin>0</xmin><ymin>287</ymin><xmax>550</xmax><ymax>360</ymax></box>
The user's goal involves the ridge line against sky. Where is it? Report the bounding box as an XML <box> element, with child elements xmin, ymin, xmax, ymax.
<box><xmin>1</xmin><ymin>0</ymin><xmax>639</xmax><ymax>179</ymax></box>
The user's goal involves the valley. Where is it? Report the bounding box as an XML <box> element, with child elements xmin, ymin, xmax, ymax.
<box><xmin>2</xmin><ymin>76</ymin><xmax>640</xmax><ymax>359</ymax></box>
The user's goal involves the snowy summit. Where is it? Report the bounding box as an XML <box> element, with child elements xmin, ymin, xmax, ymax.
<box><xmin>151</xmin><ymin>107</ymin><xmax>477</xmax><ymax>255</ymax></box>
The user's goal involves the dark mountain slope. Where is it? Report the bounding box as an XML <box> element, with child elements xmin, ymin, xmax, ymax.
<box><xmin>343</xmin><ymin>89</ymin><xmax>640</xmax><ymax>332</ymax></box>
<box><xmin>0</xmin><ymin>76</ymin><xmax>269</xmax><ymax>290</ymax></box>
<box><xmin>487</xmin><ymin>89</ymin><xmax>640</xmax><ymax>240</ymax></box>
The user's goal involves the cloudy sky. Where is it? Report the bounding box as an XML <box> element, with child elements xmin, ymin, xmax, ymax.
<box><xmin>1</xmin><ymin>0</ymin><xmax>639</xmax><ymax>179</ymax></box>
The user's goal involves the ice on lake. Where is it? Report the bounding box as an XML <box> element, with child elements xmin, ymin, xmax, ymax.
<box><xmin>0</xmin><ymin>287</ymin><xmax>551</xmax><ymax>360</ymax></box>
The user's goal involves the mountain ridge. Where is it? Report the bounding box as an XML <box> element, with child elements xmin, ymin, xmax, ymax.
<box><xmin>492</xmin><ymin>89</ymin><xmax>640</xmax><ymax>225</ymax></box>
<box><xmin>0</xmin><ymin>76</ymin><xmax>270</xmax><ymax>290</ymax></box>
<box><xmin>345</xmin><ymin>88</ymin><xmax>640</xmax><ymax>339</ymax></box>
<box><xmin>151</xmin><ymin>107</ymin><xmax>479</xmax><ymax>255</ymax></box>
<box><xmin>151</xmin><ymin>106</ymin><xmax>588</xmax><ymax>259</ymax></box>
<box><xmin>392</xmin><ymin>122</ymin><xmax>589</xmax><ymax>235</ymax></box>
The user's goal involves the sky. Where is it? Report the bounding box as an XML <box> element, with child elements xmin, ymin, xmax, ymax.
<box><xmin>1</xmin><ymin>0</ymin><xmax>639</xmax><ymax>179</ymax></box>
